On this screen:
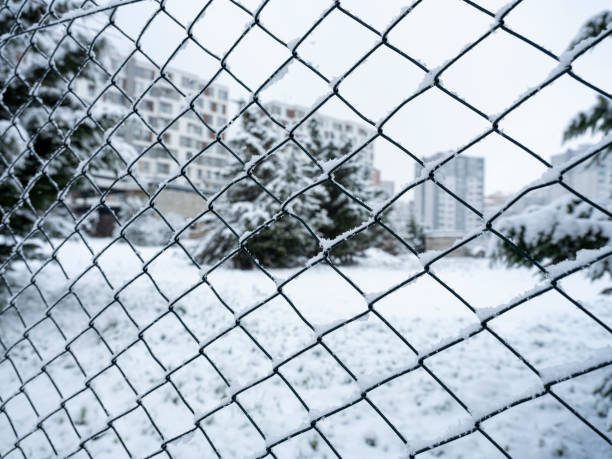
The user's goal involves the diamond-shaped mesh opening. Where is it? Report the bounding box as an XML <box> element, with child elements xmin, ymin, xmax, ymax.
<box><xmin>279</xmin><ymin>345</ymin><xmax>359</xmax><ymax>413</ymax></box>
<box><xmin>298</xmin><ymin>8</ymin><xmax>379</xmax><ymax>80</ymax></box>
<box><xmin>315</xmin><ymin>400</ymin><xmax>407</xmax><ymax>457</ymax></box>
<box><xmin>488</xmin><ymin>289</ymin><xmax>612</xmax><ymax>374</ymax></box>
<box><xmin>2</xmin><ymin>1</ymin><xmax>611</xmax><ymax>457</ymax></box>
<box><xmin>387</xmin><ymin>0</ymin><xmax>492</xmax><ymax>68</ymax></box>
<box><xmin>196</xmin><ymin>402</ymin><xmax>265</xmax><ymax>457</ymax></box>
<box><xmin>239</xmin><ymin>374</ymin><xmax>309</xmax><ymax>439</ymax></box>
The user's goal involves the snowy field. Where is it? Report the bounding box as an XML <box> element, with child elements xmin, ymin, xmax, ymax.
<box><xmin>0</xmin><ymin>239</ymin><xmax>611</xmax><ymax>458</ymax></box>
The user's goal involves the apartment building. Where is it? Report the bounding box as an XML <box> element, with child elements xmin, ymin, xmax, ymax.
<box><xmin>414</xmin><ymin>153</ymin><xmax>484</xmax><ymax>235</ymax></box>
<box><xmin>263</xmin><ymin>101</ymin><xmax>375</xmax><ymax>178</ymax></box>
<box><xmin>75</xmin><ymin>57</ymin><xmax>231</xmax><ymax>196</ymax></box>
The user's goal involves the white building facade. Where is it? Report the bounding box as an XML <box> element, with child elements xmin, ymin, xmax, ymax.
<box><xmin>76</xmin><ymin>57</ymin><xmax>231</xmax><ymax>195</ymax></box>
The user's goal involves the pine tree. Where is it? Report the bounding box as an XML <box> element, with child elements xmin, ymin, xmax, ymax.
<box><xmin>491</xmin><ymin>10</ymin><xmax>612</xmax><ymax>283</ymax></box>
<box><xmin>0</xmin><ymin>1</ymin><xmax>116</xmax><ymax>277</ymax></box>
<box><xmin>405</xmin><ymin>213</ymin><xmax>425</xmax><ymax>253</ymax></box>
<box><xmin>563</xmin><ymin>11</ymin><xmax>611</xmax><ymax>151</ymax></box>
<box><xmin>194</xmin><ymin>109</ymin><xmax>315</xmax><ymax>268</ymax></box>
<box><xmin>195</xmin><ymin>114</ymin><xmax>383</xmax><ymax>268</ymax></box>
<box><xmin>301</xmin><ymin>118</ymin><xmax>382</xmax><ymax>264</ymax></box>
<box><xmin>489</xmin><ymin>11</ymin><xmax>612</xmax><ymax>415</ymax></box>
<box><xmin>490</xmin><ymin>195</ymin><xmax>611</xmax><ymax>280</ymax></box>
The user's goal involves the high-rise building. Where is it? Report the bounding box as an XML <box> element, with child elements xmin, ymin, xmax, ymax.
<box><xmin>75</xmin><ymin>57</ymin><xmax>230</xmax><ymax>195</ymax></box>
<box><xmin>373</xmin><ymin>168</ymin><xmax>395</xmax><ymax>198</ymax></box>
<box><xmin>414</xmin><ymin>153</ymin><xmax>484</xmax><ymax>235</ymax></box>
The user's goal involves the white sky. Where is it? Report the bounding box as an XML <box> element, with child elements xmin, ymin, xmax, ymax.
<box><xmin>85</xmin><ymin>0</ymin><xmax>610</xmax><ymax>197</ymax></box>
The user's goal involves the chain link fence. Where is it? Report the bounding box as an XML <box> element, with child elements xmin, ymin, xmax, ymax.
<box><xmin>1</xmin><ymin>0</ymin><xmax>611</xmax><ymax>457</ymax></box>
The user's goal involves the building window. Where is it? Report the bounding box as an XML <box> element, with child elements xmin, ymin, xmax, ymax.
<box><xmin>205</xmin><ymin>87</ymin><xmax>215</xmax><ymax>97</ymax></box>
<box><xmin>157</xmin><ymin>163</ymin><xmax>170</xmax><ymax>174</ymax></box>
<box><xmin>270</xmin><ymin>105</ymin><xmax>280</xmax><ymax>115</ymax></box>
<box><xmin>210</xmin><ymin>101</ymin><xmax>217</xmax><ymax>112</ymax></box>
<box><xmin>163</xmin><ymin>133</ymin><xmax>172</xmax><ymax>144</ymax></box>
<box><xmin>104</xmin><ymin>91</ymin><xmax>129</xmax><ymax>107</ymax></box>
<box><xmin>187</xmin><ymin>123</ymin><xmax>203</xmax><ymax>136</ymax></box>
<box><xmin>135</xmin><ymin>81</ymin><xmax>146</xmax><ymax>94</ymax></box>
<box><xmin>150</xmin><ymin>148</ymin><xmax>169</xmax><ymax>159</ymax></box>
<box><xmin>217</xmin><ymin>116</ymin><xmax>227</xmax><ymax>126</ymax></box>
<box><xmin>182</xmin><ymin>76</ymin><xmax>195</xmax><ymax>89</ymax></box>
<box><xmin>159</xmin><ymin>102</ymin><xmax>172</xmax><ymax>114</ymax></box>
<box><xmin>141</xmin><ymin>100</ymin><xmax>154</xmax><ymax>111</ymax></box>
<box><xmin>286</xmin><ymin>109</ymin><xmax>296</xmax><ymax>118</ymax></box>
<box><xmin>87</xmin><ymin>84</ymin><xmax>95</xmax><ymax>97</ymax></box>
<box><xmin>180</xmin><ymin>136</ymin><xmax>193</xmax><ymax>147</ymax></box>
<box><xmin>218</xmin><ymin>89</ymin><xmax>228</xmax><ymax>100</ymax></box>
<box><xmin>139</xmin><ymin>161</ymin><xmax>150</xmax><ymax>172</ymax></box>
<box><xmin>221</xmin><ymin>104</ymin><xmax>226</xmax><ymax>114</ymax></box>
<box><xmin>203</xmin><ymin>114</ymin><xmax>212</xmax><ymax>124</ymax></box>
<box><xmin>136</xmin><ymin>66</ymin><xmax>154</xmax><ymax>80</ymax></box>
<box><xmin>133</xmin><ymin>126</ymin><xmax>152</xmax><ymax>142</ymax></box>
<box><xmin>197</xmin><ymin>169</ymin><xmax>203</xmax><ymax>179</ymax></box>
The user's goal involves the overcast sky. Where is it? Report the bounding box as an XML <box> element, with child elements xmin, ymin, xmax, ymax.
<box><xmin>85</xmin><ymin>0</ymin><xmax>610</xmax><ymax>197</ymax></box>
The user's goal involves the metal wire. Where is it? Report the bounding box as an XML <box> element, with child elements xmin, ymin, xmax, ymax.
<box><xmin>0</xmin><ymin>0</ymin><xmax>611</xmax><ymax>457</ymax></box>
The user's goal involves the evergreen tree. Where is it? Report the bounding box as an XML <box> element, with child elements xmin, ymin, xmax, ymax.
<box><xmin>194</xmin><ymin>109</ymin><xmax>315</xmax><ymax>268</ymax></box>
<box><xmin>302</xmin><ymin>118</ymin><xmax>382</xmax><ymax>264</ymax></box>
<box><xmin>195</xmin><ymin>115</ymin><xmax>384</xmax><ymax>268</ymax></box>
<box><xmin>405</xmin><ymin>213</ymin><xmax>426</xmax><ymax>253</ymax></box>
<box><xmin>490</xmin><ymin>194</ymin><xmax>611</xmax><ymax>280</ymax></box>
<box><xmin>491</xmin><ymin>10</ymin><xmax>612</xmax><ymax>283</ymax></box>
<box><xmin>490</xmin><ymin>11</ymin><xmax>612</xmax><ymax>416</ymax></box>
<box><xmin>563</xmin><ymin>11</ymin><xmax>611</xmax><ymax>151</ymax></box>
<box><xmin>0</xmin><ymin>1</ymin><xmax>116</xmax><ymax>276</ymax></box>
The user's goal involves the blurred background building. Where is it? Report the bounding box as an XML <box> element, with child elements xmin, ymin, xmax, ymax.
<box><xmin>76</xmin><ymin>56</ymin><xmax>231</xmax><ymax>194</ymax></box>
<box><xmin>414</xmin><ymin>154</ymin><xmax>484</xmax><ymax>233</ymax></box>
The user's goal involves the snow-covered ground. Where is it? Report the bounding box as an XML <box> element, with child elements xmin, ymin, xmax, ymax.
<box><xmin>0</xmin><ymin>239</ymin><xmax>610</xmax><ymax>458</ymax></box>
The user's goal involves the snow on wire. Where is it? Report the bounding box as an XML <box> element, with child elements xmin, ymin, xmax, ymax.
<box><xmin>0</xmin><ymin>0</ymin><xmax>611</xmax><ymax>458</ymax></box>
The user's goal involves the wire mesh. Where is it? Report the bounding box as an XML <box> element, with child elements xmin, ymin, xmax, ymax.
<box><xmin>0</xmin><ymin>0</ymin><xmax>611</xmax><ymax>457</ymax></box>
